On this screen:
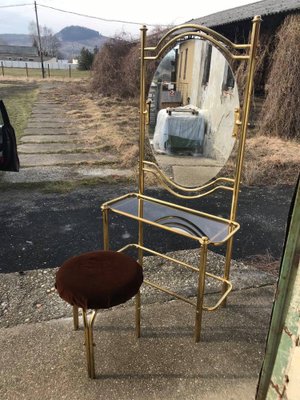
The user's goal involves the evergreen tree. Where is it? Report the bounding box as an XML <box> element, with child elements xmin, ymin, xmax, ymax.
<box><xmin>77</xmin><ymin>47</ymin><xmax>94</xmax><ymax>70</ymax></box>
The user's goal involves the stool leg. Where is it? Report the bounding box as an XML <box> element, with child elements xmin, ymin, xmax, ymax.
<box><xmin>73</xmin><ymin>305</ymin><xmax>79</xmax><ymax>330</ymax></box>
<box><xmin>135</xmin><ymin>290</ymin><xmax>141</xmax><ymax>338</ymax></box>
<box><xmin>82</xmin><ymin>309</ymin><xmax>98</xmax><ymax>378</ymax></box>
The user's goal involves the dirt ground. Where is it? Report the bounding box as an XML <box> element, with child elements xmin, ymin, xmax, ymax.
<box><xmin>41</xmin><ymin>79</ymin><xmax>141</xmax><ymax>169</ymax></box>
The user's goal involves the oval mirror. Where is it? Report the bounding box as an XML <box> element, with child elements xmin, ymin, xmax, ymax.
<box><xmin>147</xmin><ymin>38</ymin><xmax>239</xmax><ymax>188</ymax></box>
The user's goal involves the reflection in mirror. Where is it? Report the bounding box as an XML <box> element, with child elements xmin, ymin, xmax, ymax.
<box><xmin>147</xmin><ymin>38</ymin><xmax>239</xmax><ymax>188</ymax></box>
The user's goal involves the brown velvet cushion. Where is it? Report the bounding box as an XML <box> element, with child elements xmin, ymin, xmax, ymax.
<box><xmin>55</xmin><ymin>251</ymin><xmax>143</xmax><ymax>310</ymax></box>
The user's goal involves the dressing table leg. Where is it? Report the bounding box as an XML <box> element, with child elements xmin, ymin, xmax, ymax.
<box><xmin>135</xmin><ymin>242</ymin><xmax>143</xmax><ymax>338</ymax></box>
<box><xmin>195</xmin><ymin>239</ymin><xmax>208</xmax><ymax>342</ymax></box>
<box><xmin>102</xmin><ymin>207</ymin><xmax>109</xmax><ymax>251</ymax></box>
<box><xmin>222</xmin><ymin>236</ymin><xmax>234</xmax><ymax>307</ymax></box>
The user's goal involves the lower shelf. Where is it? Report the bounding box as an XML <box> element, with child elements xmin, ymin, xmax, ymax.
<box><xmin>118</xmin><ymin>243</ymin><xmax>233</xmax><ymax>312</ymax></box>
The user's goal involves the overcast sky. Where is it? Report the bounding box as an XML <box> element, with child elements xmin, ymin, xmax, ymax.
<box><xmin>0</xmin><ymin>0</ymin><xmax>260</xmax><ymax>37</ymax></box>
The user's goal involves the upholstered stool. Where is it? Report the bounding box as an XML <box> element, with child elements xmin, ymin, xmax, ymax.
<box><xmin>55</xmin><ymin>250</ymin><xmax>143</xmax><ymax>378</ymax></box>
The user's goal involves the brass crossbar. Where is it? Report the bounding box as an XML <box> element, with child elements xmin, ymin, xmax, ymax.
<box><xmin>143</xmin><ymin>161</ymin><xmax>235</xmax><ymax>193</ymax></box>
<box><xmin>117</xmin><ymin>243</ymin><xmax>233</xmax><ymax>312</ymax></box>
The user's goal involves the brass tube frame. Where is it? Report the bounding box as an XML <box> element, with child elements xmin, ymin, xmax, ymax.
<box><xmin>102</xmin><ymin>206</ymin><xmax>109</xmax><ymax>251</ymax></box>
<box><xmin>100</xmin><ymin>17</ymin><xmax>261</xmax><ymax>342</ymax></box>
<box><xmin>82</xmin><ymin>309</ymin><xmax>98</xmax><ymax>379</ymax></box>
<box><xmin>103</xmin><ymin>192</ymin><xmax>239</xmax><ymax>228</ymax></box>
<box><xmin>230</xmin><ymin>16</ymin><xmax>262</xmax><ymax>223</ymax></box>
<box><xmin>103</xmin><ymin>201</ymin><xmax>142</xmax><ymax>337</ymax></box>
<box><xmin>117</xmin><ymin>243</ymin><xmax>233</xmax><ymax>313</ymax></box>
<box><xmin>136</xmin><ymin>25</ymin><xmax>148</xmax><ymax>339</ymax></box>
<box><xmin>222</xmin><ymin>16</ymin><xmax>261</xmax><ymax>305</ymax></box>
<box><xmin>103</xmin><ymin>193</ymin><xmax>240</xmax><ymax>246</ymax></box>
<box><xmin>143</xmin><ymin>160</ymin><xmax>235</xmax><ymax>193</ymax></box>
<box><xmin>144</xmin><ymin>169</ymin><xmax>234</xmax><ymax>199</ymax></box>
<box><xmin>139</xmin><ymin>25</ymin><xmax>147</xmax><ymax>197</ymax></box>
<box><xmin>195</xmin><ymin>239</ymin><xmax>208</xmax><ymax>342</ymax></box>
<box><xmin>144</xmin><ymin>31</ymin><xmax>249</xmax><ymax>64</ymax></box>
<box><xmin>145</xmin><ymin>23</ymin><xmax>251</xmax><ymax>52</ymax></box>
<box><xmin>105</xmin><ymin>206</ymin><xmax>238</xmax><ymax>246</ymax></box>
<box><xmin>145</xmin><ymin>279</ymin><xmax>197</xmax><ymax>306</ymax></box>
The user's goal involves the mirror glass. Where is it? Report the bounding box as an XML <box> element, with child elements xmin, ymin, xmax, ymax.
<box><xmin>147</xmin><ymin>38</ymin><xmax>239</xmax><ymax>187</ymax></box>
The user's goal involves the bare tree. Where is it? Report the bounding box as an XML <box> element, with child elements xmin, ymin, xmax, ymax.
<box><xmin>28</xmin><ymin>21</ymin><xmax>61</xmax><ymax>58</ymax></box>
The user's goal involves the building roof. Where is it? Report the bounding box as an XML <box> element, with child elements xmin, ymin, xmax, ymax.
<box><xmin>189</xmin><ymin>0</ymin><xmax>300</xmax><ymax>27</ymax></box>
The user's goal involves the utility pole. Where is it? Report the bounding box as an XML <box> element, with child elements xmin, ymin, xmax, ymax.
<box><xmin>34</xmin><ymin>1</ymin><xmax>45</xmax><ymax>78</ymax></box>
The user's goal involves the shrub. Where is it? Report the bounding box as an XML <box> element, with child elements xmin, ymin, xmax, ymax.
<box><xmin>91</xmin><ymin>27</ymin><xmax>169</xmax><ymax>98</ymax></box>
<box><xmin>91</xmin><ymin>36</ymin><xmax>135</xmax><ymax>97</ymax></box>
<box><xmin>259</xmin><ymin>14</ymin><xmax>300</xmax><ymax>140</ymax></box>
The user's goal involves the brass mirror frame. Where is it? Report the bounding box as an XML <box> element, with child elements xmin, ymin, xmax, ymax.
<box><xmin>138</xmin><ymin>16</ymin><xmax>260</xmax><ymax>326</ymax></box>
<box><xmin>139</xmin><ymin>18</ymin><xmax>261</xmax><ymax>214</ymax></box>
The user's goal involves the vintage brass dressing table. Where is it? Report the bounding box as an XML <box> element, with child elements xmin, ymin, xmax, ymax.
<box><xmin>101</xmin><ymin>17</ymin><xmax>261</xmax><ymax>342</ymax></box>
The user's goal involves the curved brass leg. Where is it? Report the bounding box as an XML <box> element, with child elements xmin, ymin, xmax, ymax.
<box><xmin>82</xmin><ymin>309</ymin><xmax>98</xmax><ymax>378</ymax></box>
<box><xmin>221</xmin><ymin>236</ymin><xmax>234</xmax><ymax>308</ymax></box>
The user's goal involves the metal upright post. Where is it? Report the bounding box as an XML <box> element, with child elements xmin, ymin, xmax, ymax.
<box><xmin>222</xmin><ymin>16</ymin><xmax>262</xmax><ymax>306</ymax></box>
<box><xmin>135</xmin><ymin>25</ymin><xmax>148</xmax><ymax>338</ymax></box>
<box><xmin>195</xmin><ymin>238</ymin><xmax>208</xmax><ymax>342</ymax></box>
<box><xmin>138</xmin><ymin>25</ymin><xmax>147</xmax><ymax>198</ymax></box>
<box><xmin>102</xmin><ymin>206</ymin><xmax>109</xmax><ymax>251</ymax></box>
<box><xmin>34</xmin><ymin>1</ymin><xmax>45</xmax><ymax>79</ymax></box>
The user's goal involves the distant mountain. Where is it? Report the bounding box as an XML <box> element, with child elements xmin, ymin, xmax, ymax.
<box><xmin>55</xmin><ymin>26</ymin><xmax>109</xmax><ymax>59</ymax></box>
<box><xmin>56</xmin><ymin>26</ymin><xmax>100</xmax><ymax>42</ymax></box>
<box><xmin>0</xmin><ymin>26</ymin><xmax>110</xmax><ymax>60</ymax></box>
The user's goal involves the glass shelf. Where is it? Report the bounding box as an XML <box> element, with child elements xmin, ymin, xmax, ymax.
<box><xmin>103</xmin><ymin>193</ymin><xmax>239</xmax><ymax>245</ymax></box>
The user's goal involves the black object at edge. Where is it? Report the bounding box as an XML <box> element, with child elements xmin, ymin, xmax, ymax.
<box><xmin>0</xmin><ymin>100</ymin><xmax>20</xmax><ymax>172</ymax></box>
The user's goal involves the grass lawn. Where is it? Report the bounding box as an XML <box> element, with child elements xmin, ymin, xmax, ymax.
<box><xmin>1</xmin><ymin>67</ymin><xmax>90</xmax><ymax>79</ymax></box>
<box><xmin>0</xmin><ymin>81</ymin><xmax>39</xmax><ymax>142</ymax></box>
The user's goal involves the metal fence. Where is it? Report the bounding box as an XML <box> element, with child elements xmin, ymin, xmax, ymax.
<box><xmin>0</xmin><ymin>59</ymin><xmax>77</xmax><ymax>70</ymax></box>
<box><xmin>0</xmin><ymin>61</ymin><xmax>83</xmax><ymax>78</ymax></box>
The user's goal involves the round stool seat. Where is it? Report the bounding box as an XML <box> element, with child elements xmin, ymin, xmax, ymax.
<box><xmin>55</xmin><ymin>250</ymin><xmax>143</xmax><ymax>310</ymax></box>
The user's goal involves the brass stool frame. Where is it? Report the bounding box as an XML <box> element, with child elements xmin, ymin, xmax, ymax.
<box><xmin>72</xmin><ymin>295</ymin><xmax>141</xmax><ymax>379</ymax></box>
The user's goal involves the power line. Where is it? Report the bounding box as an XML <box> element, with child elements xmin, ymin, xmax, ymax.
<box><xmin>0</xmin><ymin>3</ymin><xmax>32</xmax><ymax>8</ymax></box>
<box><xmin>0</xmin><ymin>2</ymin><xmax>169</xmax><ymax>29</ymax></box>
<box><xmin>37</xmin><ymin>3</ymin><xmax>166</xmax><ymax>28</ymax></box>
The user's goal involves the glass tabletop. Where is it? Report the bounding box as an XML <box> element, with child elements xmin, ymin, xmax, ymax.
<box><xmin>105</xmin><ymin>194</ymin><xmax>239</xmax><ymax>244</ymax></box>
